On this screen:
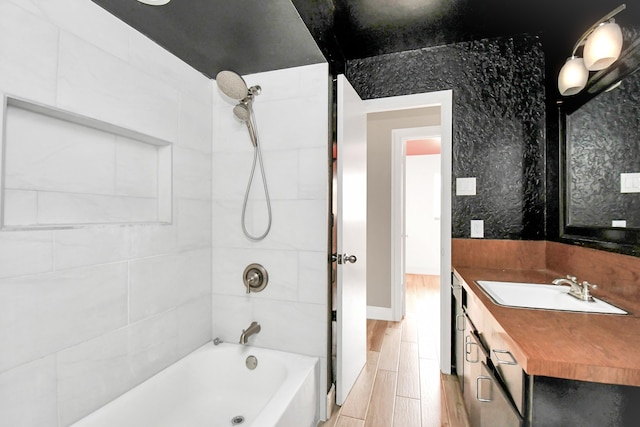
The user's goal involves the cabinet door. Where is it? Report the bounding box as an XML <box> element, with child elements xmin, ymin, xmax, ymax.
<box><xmin>477</xmin><ymin>362</ymin><xmax>522</xmax><ymax>427</ymax></box>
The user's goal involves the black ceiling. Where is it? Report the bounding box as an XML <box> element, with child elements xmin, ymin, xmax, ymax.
<box><xmin>92</xmin><ymin>0</ymin><xmax>640</xmax><ymax>85</ymax></box>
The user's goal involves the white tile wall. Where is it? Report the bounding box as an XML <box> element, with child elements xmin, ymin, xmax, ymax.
<box><xmin>0</xmin><ymin>263</ymin><xmax>129</xmax><ymax>373</ymax></box>
<box><xmin>54</xmin><ymin>227</ymin><xmax>130</xmax><ymax>270</ymax></box>
<box><xmin>36</xmin><ymin>191</ymin><xmax>158</xmax><ymax>225</ymax></box>
<box><xmin>129</xmin><ymin>248</ymin><xmax>211</xmax><ymax>322</ymax></box>
<box><xmin>174</xmin><ymin>147</ymin><xmax>212</xmax><ymax>200</ymax></box>
<box><xmin>0</xmin><ymin>1</ymin><xmax>58</xmax><ymax>105</ymax></box>
<box><xmin>0</xmin><ymin>1</ymin><xmax>213</xmax><ymax>426</ymax></box>
<box><xmin>57</xmin><ymin>32</ymin><xmax>180</xmax><ymax>142</ymax></box>
<box><xmin>0</xmin><ymin>355</ymin><xmax>58</xmax><ymax>427</ymax></box>
<box><xmin>0</xmin><ymin>231</ymin><xmax>53</xmax><ymax>279</ymax></box>
<box><xmin>115</xmin><ymin>136</ymin><xmax>159</xmax><ymax>197</ymax></box>
<box><xmin>177</xmin><ymin>199</ymin><xmax>213</xmax><ymax>250</ymax></box>
<box><xmin>211</xmin><ymin>63</ymin><xmax>330</xmax><ymax>419</ymax></box>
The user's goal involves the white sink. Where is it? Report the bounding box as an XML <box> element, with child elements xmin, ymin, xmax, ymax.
<box><xmin>475</xmin><ymin>281</ymin><xmax>628</xmax><ymax>315</ymax></box>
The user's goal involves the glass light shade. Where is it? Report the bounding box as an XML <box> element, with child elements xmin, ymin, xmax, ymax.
<box><xmin>583</xmin><ymin>22</ymin><xmax>623</xmax><ymax>71</ymax></box>
<box><xmin>136</xmin><ymin>0</ymin><xmax>171</xmax><ymax>5</ymax></box>
<box><xmin>558</xmin><ymin>56</ymin><xmax>588</xmax><ymax>96</ymax></box>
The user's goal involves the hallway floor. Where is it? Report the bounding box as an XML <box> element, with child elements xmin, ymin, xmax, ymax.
<box><xmin>320</xmin><ymin>274</ymin><xmax>470</xmax><ymax>427</ymax></box>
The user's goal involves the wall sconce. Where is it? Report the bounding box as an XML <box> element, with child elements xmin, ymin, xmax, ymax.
<box><xmin>558</xmin><ymin>4</ymin><xmax>626</xmax><ymax>96</ymax></box>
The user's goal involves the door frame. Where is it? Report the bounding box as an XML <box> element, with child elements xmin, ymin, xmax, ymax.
<box><xmin>391</xmin><ymin>125</ymin><xmax>442</xmax><ymax>322</ymax></box>
<box><xmin>363</xmin><ymin>90</ymin><xmax>453</xmax><ymax>374</ymax></box>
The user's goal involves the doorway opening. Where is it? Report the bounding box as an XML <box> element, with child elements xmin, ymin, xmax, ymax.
<box><xmin>362</xmin><ymin>92</ymin><xmax>452</xmax><ymax>374</ymax></box>
<box><xmin>330</xmin><ymin>80</ymin><xmax>453</xmax><ymax>414</ymax></box>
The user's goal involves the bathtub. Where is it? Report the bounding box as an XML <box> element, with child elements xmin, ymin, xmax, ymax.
<box><xmin>71</xmin><ymin>342</ymin><xmax>319</xmax><ymax>427</ymax></box>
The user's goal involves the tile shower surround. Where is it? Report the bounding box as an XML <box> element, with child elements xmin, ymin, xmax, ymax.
<box><xmin>0</xmin><ymin>1</ymin><xmax>330</xmax><ymax>426</ymax></box>
<box><xmin>0</xmin><ymin>0</ymin><xmax>214</xmax><ymax>425</ymax></box>
<box><xmin>211</xmin><ymin>63</ymin><xmax>330</xmax><ymax>415</ymax></box>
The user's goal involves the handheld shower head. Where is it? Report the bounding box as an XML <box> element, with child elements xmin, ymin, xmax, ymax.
<box><xmin>234</xmin><ymin>103</ymin><xmax>257</xmax><ymax>147</ymax></box>
<box><xmin>233</xmin><ymin>103</ymin><xmax>251</xmax><ymax>122</ymax></box>
<box><xmin>216</xmin><ymin>70</ymin><xmax>249</xmax><ymax>101</ymax></box>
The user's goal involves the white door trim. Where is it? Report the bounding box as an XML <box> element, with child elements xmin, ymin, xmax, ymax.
<box><xmin>364</xmin><ymin>90</ymin><xmax>453</xmax><ymax>374</ymax></box>
<box><xmin>391</xmin><ymin>126</ymin><xmax>442</xmax><ymax>322</ymax></box>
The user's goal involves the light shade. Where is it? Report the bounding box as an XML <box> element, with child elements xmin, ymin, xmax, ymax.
<box><xmin>136</xmin><ymin>0</ymin><xmax>171</xmax><ymax>5</ymax></box>
<box><xmin>558</xmin><ymin>56</ymin><xmax>589</xmax><ymax>96</ymax></box>
<box><xmin>583</xmin><ymin>22</ymin><xmax>623</xmax><ymax>71</ymax></box>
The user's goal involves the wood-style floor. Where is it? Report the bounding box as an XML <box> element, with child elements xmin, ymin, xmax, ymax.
<box><xmin>320</xmin><ymin>274</ymin><xmax>471</xmax><ymax>427</ymax></box>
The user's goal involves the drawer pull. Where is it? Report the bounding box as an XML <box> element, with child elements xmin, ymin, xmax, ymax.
<box><xmin>476</xmin><ymin>375</ymin><xmax>493</xmax><ymax>402</ymax></box>
<box><xmin>465</xmin><ymin>336</ymin><xmax>479</xmax><ymax>363</ymax></box>
<box><xmin>493</xmin><ymin>349</ymin><xmax>517</xmax><ymax>365</ymax></box>
<box><xmin>455</xmin><ymin>314</ymin><xmax>465</xmax><ymax>331</ymax></box>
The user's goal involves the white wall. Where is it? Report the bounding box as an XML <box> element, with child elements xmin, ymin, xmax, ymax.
<box><xmin>406</xmin><ymin>155</ymin><xmax>441</xmax><ymax>275</ymax></box>
<box><xmin>211</xmin><ymin>63</ymin><xmax>330</xmax><ymax>417</ymax></box>
<box><xmin>0</xmin><ymin>1</ymin><xmax>213</xmax><ymax>425</ymax></box>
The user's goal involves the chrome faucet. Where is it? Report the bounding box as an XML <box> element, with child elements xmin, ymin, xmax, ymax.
<box><xmin>239</xmin><ymin>321</ymin><xmax>261</xmax><ymax>344</ymax></box>
<box><xmin>552</xmin><ymin>275</ymin><xmax>597</xmax><ymax>302</ymax></box>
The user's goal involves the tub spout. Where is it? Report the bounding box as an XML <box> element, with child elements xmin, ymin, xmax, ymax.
<box><xmin>239</xmin><ymin>321</ymin><xmax>261</xmax><ymax>344</ymax></box>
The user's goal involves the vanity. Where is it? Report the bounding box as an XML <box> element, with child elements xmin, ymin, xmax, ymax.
<box><xmin>451</xmin><ymin>239</ymin><xmax>640</xmax><ymax>427</ymax></box>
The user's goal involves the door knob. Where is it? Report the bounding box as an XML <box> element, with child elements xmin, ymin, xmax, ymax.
<box><xmin>338</xmin><ymin>254</ymin><xmax>357</xmax><ymax>264</ymax></box>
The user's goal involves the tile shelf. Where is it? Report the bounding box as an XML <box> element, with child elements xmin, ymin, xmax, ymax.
<box><xmin>0</xmin><ymin>94</ymin><xmax>173</xmax><ymax>230</ymax></box>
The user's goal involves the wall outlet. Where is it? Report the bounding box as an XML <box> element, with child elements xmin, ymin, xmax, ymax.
<box><xmin>471</xmin><ymin>220</ymin><xmax>484</xmax><ymax>238</ymax></box>
<box><xmin>612</xmin><ymin>220</ymin><xmax>627</xmax><ymax>228</ymax></box>
<box><xmin>456</xmin><ymin>177</ymin><xmax>476</xmax><ymax>196</ymax></box>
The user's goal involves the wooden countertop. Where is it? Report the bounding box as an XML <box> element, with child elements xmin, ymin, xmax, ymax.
<box><xmin>454</xmin><ymin>267</ymin><xmax>640</xmax><ymax>387</ymax></box>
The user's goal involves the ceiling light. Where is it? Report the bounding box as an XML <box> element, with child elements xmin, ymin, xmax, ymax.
<box><xmin>136</xmin><ymin>0</ymin><xmax>171</xmax><ymax>5</ymax></box>
<box><xmin>558</xmin><ymin>4</ymin><xmax>626</xmax><ymax>96</ymax></box>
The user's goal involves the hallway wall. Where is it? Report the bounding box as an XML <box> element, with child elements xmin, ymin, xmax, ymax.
<box><xmin>366</xmin><ymin>108</ymin><xmax>440</xmax><ymax>309</ymax></box>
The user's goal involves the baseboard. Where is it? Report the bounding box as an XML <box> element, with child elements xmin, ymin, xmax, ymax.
<box><xmin>367</xmin><ymin>305</ymin><xmax>394</xmax><ymax>320</ymax></box>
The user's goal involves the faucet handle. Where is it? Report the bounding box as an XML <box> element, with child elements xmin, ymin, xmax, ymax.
<box><xmin>581</xmin><ymin>281</ymin><xmax>597</xmax><ymax>300</ymax></box>
<box><xmin>567</xmin><ymin>275</ymin><xmax>577</xmax><ymax>282</ymax></box>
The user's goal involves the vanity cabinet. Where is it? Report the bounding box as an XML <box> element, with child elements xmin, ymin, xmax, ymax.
<box><xmin>452</xmin><ymin>274</ymin><xmax>522</xmax><ymax>426</ymax></box>
<box><xmin>452</xmin><ymin>269</ymin><xmax>640</xmax><ymax>427</ymax></box>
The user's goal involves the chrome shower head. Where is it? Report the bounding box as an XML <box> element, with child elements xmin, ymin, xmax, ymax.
<box><xmin>233</xmin><ymin>103</ymin><xmax>257</xmax><ymax>147</ymax></box>
<box><xmin>216</xmin><ymin>70</ymin><xmax>249</xmax><ymax>101</ymax></box>
<box><xmin>233</xmin><ymin>103</ymin><xmax>251</xmax><ymax>122</ymax></box>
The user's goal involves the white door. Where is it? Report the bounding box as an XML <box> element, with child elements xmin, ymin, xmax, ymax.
<box><xmin>336</xmin><ymin>74</ymin><xmax>367</xmax><ymax>405</ymax></box>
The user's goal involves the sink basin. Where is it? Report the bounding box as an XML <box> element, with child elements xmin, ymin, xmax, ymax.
<box><xmin>475</xmin><ymin>281</ymin><xmax>628</xmax><ymax>315</ymax></box>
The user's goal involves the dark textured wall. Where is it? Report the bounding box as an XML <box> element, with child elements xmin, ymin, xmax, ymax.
<box><xmin>346</xmin><ymin>34</ymin><xmax>546</xmax><ymax>239</ymax></box>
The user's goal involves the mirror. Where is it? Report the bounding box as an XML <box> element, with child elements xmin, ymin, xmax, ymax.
<box><xmin>560</xmin><ymin>28</ymin><xmax>640</xmax><ymax>252</ymax></box>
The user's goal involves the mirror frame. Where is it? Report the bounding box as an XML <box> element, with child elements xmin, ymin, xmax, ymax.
<box><xmin>559</xmin><ymin>37</ymin><xmax>640</xmax><ymax>257</ymax></box>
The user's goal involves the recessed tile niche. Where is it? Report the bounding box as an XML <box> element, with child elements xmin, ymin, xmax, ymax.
<box><xmin>0</xmin><ymin>95</ymin><xmax>172</xmax><ymax>229</ymax></box>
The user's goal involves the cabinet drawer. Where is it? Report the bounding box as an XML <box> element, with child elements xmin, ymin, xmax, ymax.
<box><xmin>477</xmin><ymin>361</ymin><xmax>523</xmax><ymax>427</ymax></box>
<box><xmin>488</xmin><ymin>330</ymin><xmax>525</xmax><ymax>416</ymax></box>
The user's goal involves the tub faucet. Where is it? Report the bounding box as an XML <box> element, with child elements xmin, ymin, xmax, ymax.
<box><xmin>552</xmin><ymin>275</ymin><xmax>597</xmax><ymax>301</ymax></box>
<box><xmin>239</xmin><ymin>321</ymin><xmax>261</xmax><ymax>344</ymax></box>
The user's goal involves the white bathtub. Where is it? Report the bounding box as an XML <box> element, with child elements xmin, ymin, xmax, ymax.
<box><xmin>71</xmin><ymin>342</ymin><xmax>319</xmax><ymax>427</ymax></box>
